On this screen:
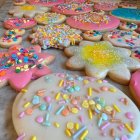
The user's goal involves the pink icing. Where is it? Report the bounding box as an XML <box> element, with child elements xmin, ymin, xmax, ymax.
<box><xmin>52</xmin><ymin>4</ymin><xmax>92</xmax><ymax>15</ymax></box>
<box><xmin>0</xmin><ymin>45</ymin><xmax>54</xmax><ymax>91</ymax></box>
<box><xmin>94</xmin><ymin>3</ymin><xmax>118</xmax><ymax>11</ymax></box>
<box><xmin>129</xmin><ymin>70</ymin><xmax>140</xmax><ymax>107</ymax></box>
<box><xmin>27</xmin><ymin>0</ymin><xmax>64</xmax><ymax>7</ymax></box>
<box><xmin>3</xmin><ymin>18</ymin><xmax>37</xmax><ymax>29</ymax></box>
<box><xmin>66</xmin><ymin>15</ymin><xmax>120</xmax><ymax>31</ymax></box>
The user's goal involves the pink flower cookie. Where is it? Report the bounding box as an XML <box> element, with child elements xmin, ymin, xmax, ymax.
<box><xmin>52</xmin><ymin>3</ymin><xmax>92</xmax><ymax>15</ymax></box>
<box><xmin>9</xmin><ymin>4</ymin><xmax>49</xmax><ymax>18</ymax></box>
<box><xmin>4</xmin><ymin>18</ymin><xmax>37</xmax><ymax>29</ymax></box>
<box><xmin>129</xmin><ymin>70</ymin><xmax>140</xmax><ymax>108</ymax></box>
<box><xmin>13</xmin><ymin>73</ymin><xmax>140</xmax><ymax>140</ymax></box>
<box><xmin>94</xmin><ymin>2</ymin><xmax>118</xmax><ymax>12</ymax></box>
<box><xmin>66</xmin><ymin>12</ymin><xmax>120</xmax><ymax>31</ymax></box>
<box><xmin>64</xmin><ymin>41</ymin><xmax>140</xmax><ymax>85</ymax></box>
<box><xmin>0</xmin><ymin>29</ymin><xmax>25</xmax><ymax>48</ymax></box>
<box><xmin>103</xmin><ymin>30</ymin><xmax>140</xmax><ymax>49</ymax></box>
<box><xmin>0</xmin><ymin>45</ymin><xmax>55</xmax><ymax>91</ymax></box>
<box><xmin>27</xmin><ymin>0</ymin><xmax>64</xmax><ymax>7</ymax></box>
<box><xmin>13</xmin><ymin>0</ymin><xmax>26</xmax><ymax>6</ymax></box>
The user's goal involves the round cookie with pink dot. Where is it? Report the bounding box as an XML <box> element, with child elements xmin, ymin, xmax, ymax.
<box><xmin>13</xmin><ymin>73</ymin><xmax>140</xmax><ymax>140</ymax></box>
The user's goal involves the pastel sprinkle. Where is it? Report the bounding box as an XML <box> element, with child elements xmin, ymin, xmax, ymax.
<box><xmin>65</xmin><ymin>129</ymin><xmax>72</xmax><ymax>137</ymax></box>
<box><xmin>113</xmin><ymin>104</ymin><xmax>121</xmax><ymax>112</ymax></box>
<box><xmin>55</xmin><ymin>105</ymin><xmax>65</xmax><ymax>115</ymax></box>
<box><xmin>31</xmin><ymin>136</ymin><xmax>37</xmax><ymax>140</ymax></box>
<box><xmin>54</xmin><ymin>122</ymin><xmax>60</xmax><ymax>128</ymax></box>
<box><xmin>125</xmin><ymin>112</ymin><xmax>134</xmax><ymax>120</ymax></box>
<box><xmin>16</xmin><ymin>133</ymin><xmax>25</xmax><ymax>140</ymax></box>
<box><xmin>18</xmin><ymin>112</ymin><xmax>25</xmax><ymax>119</ymax></box>
<box><xmin>125</xmin><ymin>123</ymin><xmax>134</xmax><ymax>133</ymax></box>
<box><xmin>100</xmin><ymin>122</ymin><xmax>111</xmax><ymax>131</ymax></box>
<box><xmin>55</xmin><ymin>92</ymin><xmax>61</xmax><ymax>100</ymax></box>
<box><xmin>80</xmin><ymin>130</ymin><xmax>88</xmax><ymax>140</ymax></box>
<box><xmin>36</xmin><ymin>116</ymin><xmax>44</xmax><ymax>123</ymax></box>
<box><xmin>24</xmin><ymin>102</ymin><xmax>31</xmax><ymax>108</ymax></box>
<box><xmin>88</xmin><ymin>87</ymin><xmax>92</xmax><ymax>96</ymax></box>
<box><xmin>59</xmin><ymin>80</ymin><xmax>64</xmax><ymax>87</ymax></box>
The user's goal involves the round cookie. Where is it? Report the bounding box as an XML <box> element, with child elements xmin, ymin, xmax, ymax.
<box><xmin>34</xmin><ymin>13</ymin><xmax>66</xmax><ymax>25</ymax></box>
<box><xmin>0</xmin><ymin>29</ymin><xmax>25</xmax><ymax>48</ymax></box>
<box><xmin>0</xmin><ymin>45</ymin><xmax>55</xmax><ymax>91</ymax></box>
<box><xmin>66</xmin><ymin>12</ymin><xmax>120</xmax><ymax>31</ymax></box>
<box><xmin>119</xmin><ymin>2</ymin><xmax>137</xmax><ymax>9</ymax></box>
<box><xmin>29</xmin><ymin>24</ymin><xmax>82</xmax><ymax>49</ymax></box>
<box><xmin>3</xmin><ymin>18</ymin><xmax>37</xmax><ymax>29</ymax></box>
<box><xmin>103</xmin><ymin>30</ymin><xmax>140</xmax><ymax>49</ymax></box>
<box><xmin>119</xmin><ymin>22</ymin><xmax>138</xmax><ymax>31</ymax></box>
<box><xmin>94</xmin><ymin>2</ymin><xmax>118</xmax><ymax>12</ymax></box>
<box><xmin>64</xmin><ymin>41</ymin><xmax>140</xmax><ymax>85</ymax></box>
<box><xmin>51</xmin><ymin>3</ymin><xmax>92</xmax><ymax>15</ymax></box>
<box><xmin>130</xmin><ymin>70</ymin><xmax>140</xmax><ymax>108</ymax></box>
<box><xmin>9</xmin><ymin>4</ymin><xmax>50</xmax><ymax>18</ymax></box>
<box><xmin>111</xmin><ymin>8</ymin><xmax>140</xmax><ymax>24</ymax></box>
<box><xmin>27</xmin><ymin>0</ymin><xmax>63</xmax><ymax>7</ymax></box>
<box><xmin>13</xmin><ymin>0</ymin><xmax>26</xmax><ymax>5</ymax></box>
<box><xmin>82</xmin><ymin>30</ymin><xmax>102</xmax><ymax>41</ymax></box>
<box><xmin>13</xmin><ymin>73</ymin><xmax>140</xmax><ymax>140</ymax></box>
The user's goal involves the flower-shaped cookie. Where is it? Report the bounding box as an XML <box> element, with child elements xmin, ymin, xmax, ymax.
<box><xmin>34</xmin><ymin>13</ymin><xmax>66</xmax><ymax>25</ymax></box>
<box><xmin>0</xmin><ymin>45</ymin><xmax>55</xmax><ymax>91</ymax></box>
<box><xmin>9</xmin><ymin>4</ymin><xmax>50</xmax><ymax>18</ymax></box>
<box><xmin>64</xmin><ymin>41</ymin><xmax>140</xmax><ymax>85</ymax></box>
<box><xmin>0</xmin><ymin>29</ymin><xmax>25</xmax><ymax>48</ymax></box>
<box><xmin>4</xmin><ymin>18</ymin><xmax>37</xmax><ymax>29</ymax></box>
<box><xmin>29</xmin><ymin>24</ymin><xmax>82</xmax><ymax>49</ymax></box>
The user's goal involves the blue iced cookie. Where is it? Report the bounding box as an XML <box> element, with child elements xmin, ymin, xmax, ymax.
<box><xmin>111</xmin><ymin>8</ymin><xmax>140</xmax><ymax>23</ymax></box>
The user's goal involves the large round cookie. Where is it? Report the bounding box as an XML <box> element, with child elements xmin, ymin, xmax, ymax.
<box><xmin>66</xmin><ymin>12</ymin><xmax>120</xmax><ymax>31</ymax></box>
<box><xmin>111</xmin><ymin>8</ymin><xmax>140</xmax><ymax>24</ymax></box>
<box><xmin>13</xmin><ymin>73</ymin><xmax>140</xmax><ymax>140</ymax></box>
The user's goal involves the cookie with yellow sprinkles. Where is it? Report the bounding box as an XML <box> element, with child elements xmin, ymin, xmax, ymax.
<box><xmin>13</xmin><ymin>73</ymin><xmax>140</xmax><ymax>140</ymax></box>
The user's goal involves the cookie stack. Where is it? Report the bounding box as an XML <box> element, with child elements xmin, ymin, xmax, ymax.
<box><xmin>0</xmin><ymin>0</ymin><xmax>140</xmax><ymax>140</ymax></box>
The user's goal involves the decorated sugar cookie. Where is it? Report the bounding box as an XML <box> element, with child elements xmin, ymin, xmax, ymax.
<box><xmin>64</xmin><ymin>41</ymin><xmax>140</xmax><ymax>85</ymax></box>
<box><xmin>29</xmin><ymin>24</ymin><xmax>82</xmax><ymax>49</ymax></box>
<box><xmin>119</xmin><ymin>22</ymin><xmax>138</xmax><ymax>31</ymax></box>
<box><xmin>3</xmin><ymin>18</ymin><xmax>37</xmax><ymax>29</ymax></box>
<box><xmin>119</xmin><ymin>2</ymin><xmax>137</xmax><ymax>9</ymax></box>
<box><xmin>66</xmin><ymin>12</ymin><xmax>120</xmax><ymax>31</ymax></box>
<box><xmin>0</xmin><ymin>45</ymin><xmax>55</xmax><ymax>91</ymax></box>
<box><xmin>9</xmin><ymin>4</ymin><xmax>50</xmax><ymax>18</ymax></box>
<box><xmin>13</xmin><ymin>0</ymin><xmax>26</xmax><ymax>5</ymax></box>
<box><xmin>27</xmin><ymin>0</ymin><xmax>63</xmax><ymax>7</ymax></box>
<box><xmin>82</xmin><ymin>30</ymin><xmax>102</xmax><ymax>41</ymax></box>
<box><xmin>130</xmin><ymin>70</ymin><xmax>140</xmax><ymax>108</ymax></box>
<box><xmin>111</xmin><ymin>8</ymin><xmax>140</xmax><ymax>24</ymax></box>
<box><xmin>0</xmin><ymin>29</ymin><xmax>25</xmax><ymax>48</ymax></box>
<box><xmin>103</xmin><ymin>30</ymin><xmax>140</xmax><ymax>49</ymax></box>
<box><xmin>51</xmin><ymin>3</ymin><xmax>92</xmax><ymax>15</ymax></box>
<box><xmin>13</xmin><ymin>73</ymin><xmax>140</xmax><ymax>140</ymax></box>
<box><xmin>94</xmin><ymin>2</ymin><xmax>118</xmax><ymax>12</ymax></box>
<box><xmin>34</xmin><ymin>13</ymin><xmax>66</xmax><ymax>25</ymax></box>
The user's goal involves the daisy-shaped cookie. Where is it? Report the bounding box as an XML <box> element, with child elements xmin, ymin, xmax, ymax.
<box><xmin>29</xmin><ymin>24</ymin><xmax>82</xmax><ymax>49</ymax></box>
<box><xmin>9</xmin><ymin>4</ymin><xmax>50</xmax><ymax>18</ymax></box>
<box><xmin>0</xmin><ymin>29</ymin><xmax>25</xmax><ymax>48</ymax></box>
<box><xmin>0</xmin><ymin>45</ymin><xmax>55</xmax><ymax>91</ymax></box>
<box><xmin>34</xmin><ymin>13</ymin><xmax>66</xmax><ymax>25</ymax></box>
<box><xmin>64</xmin><ymin>41</ymin><xmax>140</xmax><ymax>85</ymax></box>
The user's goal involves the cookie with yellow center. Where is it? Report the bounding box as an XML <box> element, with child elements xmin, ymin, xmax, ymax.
<box><xmin>64</xmin><ymin>41</ymin><xmax>140</xmax><ymax>85</ymax></box>
<box><xmin>9</xmin><ymin>4</ymin><xmax>50</xmax><ymax>18</ymax></box>
<box><xmin>13</xmin><ymin>73</ymin><xmax>140</xmax><ymax>140</ymax></box>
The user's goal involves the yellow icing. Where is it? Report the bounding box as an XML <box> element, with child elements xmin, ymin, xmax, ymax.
<box><xmin>20</xmin><ymin>5</ymin><xmax>36</xmax><ymax>11</ymax></box>
<box><xmin>81</xmin><ymin>42</ymin><xmax>123</xmax><ymax>68</ymax></box>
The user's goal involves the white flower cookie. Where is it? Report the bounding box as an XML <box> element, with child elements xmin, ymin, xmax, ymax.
<box><xmin>29</xmin><ymin>24</ymin><xmax>82</xmax><ymax>49</ymax></box>
<box><xmin>9</xmin><ymin>4</ymin><xmax>50</xmax><ymax>18</ymax></box>
<box><xmin>64</xmin><ymin>41</ymin><xmax>140</xmax><ymax>85</ymax></box>
<box><xmin>13</xmin><ymin>73</ymin><xmax>140</xmax><ymax>140</ymax></box>
<box><xmin>103</xmin><ymin>30</ymin><xmax>140</xmax><ymax>49</ymax></box>
<box><xmin>34</xmin><ymin>13</ymin><xmax>66</xmax><ymax>25</ymax></box>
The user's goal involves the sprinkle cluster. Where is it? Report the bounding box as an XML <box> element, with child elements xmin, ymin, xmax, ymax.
<box><xmin>17</xmin><ymin>73</ymin><xmax>136</xmax><ymax>140</ymax></box>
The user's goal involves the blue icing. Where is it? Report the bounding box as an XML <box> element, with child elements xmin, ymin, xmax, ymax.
<box><xmin>111</xmin><ymin>8</ymin><xmax>140</xmax><ymax>21</ymax></box>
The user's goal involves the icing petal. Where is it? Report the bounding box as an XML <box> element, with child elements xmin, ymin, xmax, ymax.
<box><xmin>9</xmin><ymin>71</ymin><xmax>32</xmax><ymax>91</ymax></box>
<box><xmin>124</xmin><ymin>57</ymin><xmax>140</xmax><ymax>71</ymax></box>
<box><xmin>109</xmin><ymin>65</ymin><xmax>131</xmax><ymax>85</ymax></box>
<box><xmin>66</xmin><ymin>56</ymin><xmax>85</xmax><ymax>70</ymax></box>
<box><xmin>85</xmin><ymin>65</ymin><xmax>108</xmax><ymax>79</ymax></box>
